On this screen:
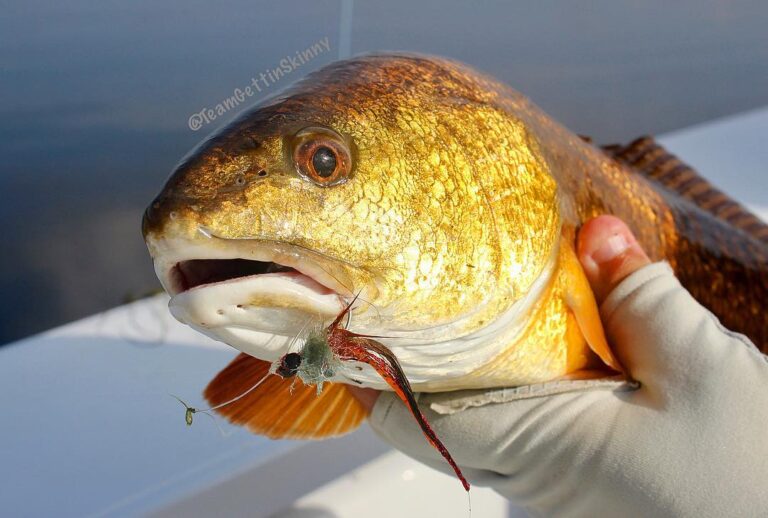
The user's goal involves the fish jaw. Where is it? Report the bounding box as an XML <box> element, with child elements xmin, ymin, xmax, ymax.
<box><xmin>145</xmin><ymin>231</ymin><xmax>365</xmax><ymax>361</ymax></box>
<box><xmin>170</xmin><ymin>273</ymin><xmax>342</xmax><ymax>359</ymax></box>
<box><xmin>144</xmin><ymin>225</ymin><xmax>563</xmax><ymax>389</ymax></box>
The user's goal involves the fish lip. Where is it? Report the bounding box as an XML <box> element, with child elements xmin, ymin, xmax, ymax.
<box><xmin>148</xmin><ymin>230</ymin><xmax>358</xmax><ymax>301</ymax></box>
<box><xmin>172</xmin><ymin>266</ymin><xmax>338</xmax><ymax>298</ymax></box>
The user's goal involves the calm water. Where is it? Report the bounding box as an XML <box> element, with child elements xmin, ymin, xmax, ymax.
<box><xmin>2</xmin><ymin>0</ymin><xmax>767</xmax><ymax>344</ymax></box>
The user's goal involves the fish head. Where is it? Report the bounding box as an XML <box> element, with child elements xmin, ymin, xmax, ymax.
<box><xmin>143</xmin><ymin>54</ymin><xmax>561</xmax><ymax>376</ymax></box>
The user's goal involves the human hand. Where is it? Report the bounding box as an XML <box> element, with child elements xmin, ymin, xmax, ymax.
<box><xmin>350</xmin><ymin>215</ymin><xmax>768</xmax><ymax>517</ymax></box>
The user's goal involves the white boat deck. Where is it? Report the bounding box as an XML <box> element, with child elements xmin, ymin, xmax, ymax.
<box><xmin>1</xmin><ymin>107</ymin><xmax>766</xmax><ymax>517</ymax></box>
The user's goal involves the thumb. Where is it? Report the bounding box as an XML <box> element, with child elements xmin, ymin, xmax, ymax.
<box><xmin>577</xmin><ymin>215</ymin><xmax>651</xmax><ymax>304</ymax></box>
<box><xmin>577</xmin><ymin>215</ymin><xmax>672</xmax><ymax>379</ymax></box>
<box><xmin>576</xmin><ymin>215</ymin><xmax>746</xmax><ymax>386</ymax></box>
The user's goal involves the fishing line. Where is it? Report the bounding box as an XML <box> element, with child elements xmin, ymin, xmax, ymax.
<box><xmin>172</xmin><ymin>313</ymin><xmax>340</xmax><ymax>429</ymax></box>
<box><xmin>170</xmin><ymin>395</ymin><xmax>231</xmax><ymax>438</ymax></box>
<box><xmin>467</xmin><ymin>490</ymin><xmax>472</xmax><ymax>518</ymax></box>
<box><xmin>286</xmin><ymin>316</ymin><xmax>315</xmax><ymax>352</ymax></box>
<box><xmin>338</xmin><ymin>0</ymin><xmax>353</xmax><ymax>59</ymax></box>
<box><xmin>170</xmin><ymin>369</ymin><xmax>273</xmax><ymax>427</ymax></box>
<box><xmin>310</xmin><ymin>261</ymin><xmax>384</xmax><ymax>326</ymax></box>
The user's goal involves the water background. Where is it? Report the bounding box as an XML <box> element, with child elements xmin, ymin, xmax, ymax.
<box><xmin>2</xmin><ymin>0</ymin><xmax>767</xmax><ymax>344</ymax></box>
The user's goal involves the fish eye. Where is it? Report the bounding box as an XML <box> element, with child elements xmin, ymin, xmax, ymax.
<box><xmin>312</xmin><ymin>146</ymin><xmax>336</xmax><ymax>178</ymax></box>
<box><xmin>292</xmin><ymin>127</ymin><xmax>351</xmax><ymax>186</ymax></box>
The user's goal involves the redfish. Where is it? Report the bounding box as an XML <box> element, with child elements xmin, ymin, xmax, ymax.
<box><xmin>143</xmin><ymin>53</ymin><xmax>767</xmax><ymax>439</ymax></box>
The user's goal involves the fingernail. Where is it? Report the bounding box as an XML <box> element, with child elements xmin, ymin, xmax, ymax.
<box><xmin>591</xmin><ymin>233</ymin><xmax>630</xmax><ymax>265</ymax></box>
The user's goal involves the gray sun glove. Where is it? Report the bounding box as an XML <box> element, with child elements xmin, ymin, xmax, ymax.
<box><xmin>368</xmin><ymin>262</ymin><xmax>768</xmax><ymax>517</ymax></box>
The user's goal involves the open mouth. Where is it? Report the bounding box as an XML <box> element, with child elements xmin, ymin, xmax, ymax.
<box><xmin>146</xmin><ymin>235</ymin><xmax>363</xmax><ymax>352</ymax></box>
<box><xmin>171</xmin><ymin>259</ymin><xmax>300</xmax><ymax>293</ymax></box>
<box><xmin>147</xmin><ymin>227</ymin><xmax>364</xmax><ymax>298</ymax></box>
<box><xmin>149</xmin><ymin>234</ymin><xmax>360</xmax><ymax>316</ymax></box>
<box><xmin>165</xmin><ymin>253</ymin><xmax>346</xmax><ymax>327</ymax></box>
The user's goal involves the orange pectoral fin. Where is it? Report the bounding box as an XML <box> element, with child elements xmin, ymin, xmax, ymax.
<box><xmin>204</xmin><ymin>353</ymin><xmax>368</xmax><ymax>439</ymax></box>
<box><xmin>560</xmin><ymin>240</ymin><xmax>624</xmax><ymax>374</ymax></box>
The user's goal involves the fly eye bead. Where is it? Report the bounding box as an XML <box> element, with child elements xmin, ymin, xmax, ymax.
<box><xmin>276</xmin><ymin>352</ymin><xmax>302</xmax><ymax>378</ymax></box>
<box><xmin>293</xmin><ymin>129</ymin><xmax>352</xmax><ymax>186</ymax></box>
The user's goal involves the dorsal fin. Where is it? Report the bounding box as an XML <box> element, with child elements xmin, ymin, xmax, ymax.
<box><xmin>602</xmin><ymin>136</ymin><xmax>768</xmax><ymax>244</ymax></box>
<box><xmin>204</xmin><ymin>353</ymin><xmax>368</xmax><ymax>439</ymax></box>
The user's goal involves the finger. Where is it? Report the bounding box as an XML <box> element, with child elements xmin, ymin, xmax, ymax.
<box><xmin>577</xmin><ymin>215</ymin><xmax>651</xmax><ymax>304</ymax></box>
<box><xmin>346</xmin><ymin>386</ymin><xmax>380</xmax><ymax>412</ymax></box>
<box><xmin>578</xmin><ymin>217</ymin><xmax>751</xmax><ymax>387</ymax></box>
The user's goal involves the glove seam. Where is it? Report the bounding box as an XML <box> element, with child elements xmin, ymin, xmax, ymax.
<box><xmin>709</xmin><ymin>312</ymin><xmax>767</xmax><ymax>362</ymax></box>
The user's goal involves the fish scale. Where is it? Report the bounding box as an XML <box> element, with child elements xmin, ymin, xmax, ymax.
<box><xmin>144</xmin><ymin>53</ymin><xmax>767</xmax><ymax>399</ymax></box>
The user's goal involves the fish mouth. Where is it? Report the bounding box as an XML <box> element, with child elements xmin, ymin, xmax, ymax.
<box><xmin>146</xmin><ymin>232</ymin><xmax>361</xmax><ymax>359</ymax></box>
<box><xmin>170</xmin><ymin>258</ymin><xmax>334</xmax><ymax>296</ymax></box>
<box><xmin>153</xmin><ymin>234</ymin><xmax>355</xmax><ymax>299</ymax></box>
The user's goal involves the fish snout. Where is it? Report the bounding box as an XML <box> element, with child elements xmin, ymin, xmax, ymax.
<box><xmin>142</xmin><ymin>186</ymin><xmax>204</xmax><ymax>240</ymax></box>
<box><xmin>141</xmin><ymin>197</ymin><xmax>164</xmax><ymax>239</ymax></box>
